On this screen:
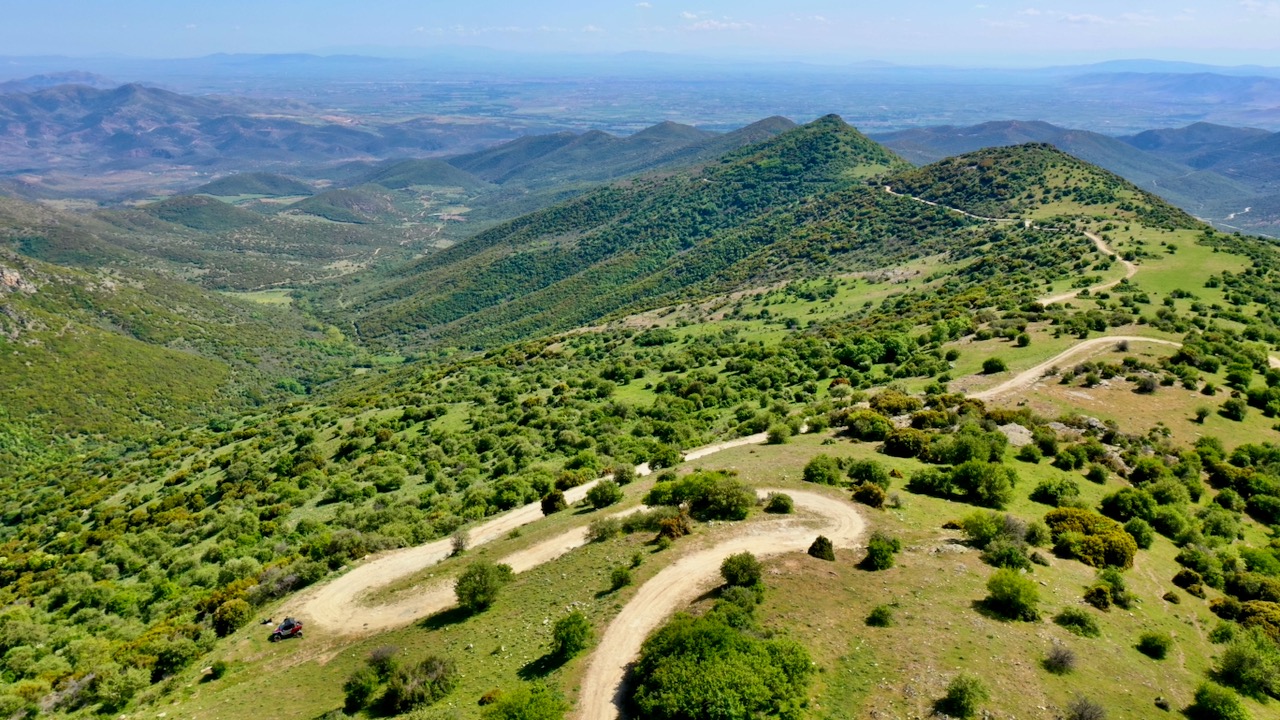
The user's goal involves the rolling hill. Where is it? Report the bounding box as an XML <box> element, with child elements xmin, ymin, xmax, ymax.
<box><xmin>354</xmin><ymin>159</ymin><xmax>490</xmax><ymax>191</ymax></box>
<box><xmin>194</xmin><ymin>172</ymin><xmax>315</xmax><ymax>197</ymax></box>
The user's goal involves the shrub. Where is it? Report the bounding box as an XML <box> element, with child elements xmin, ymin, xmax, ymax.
<box><xmin>612</xmin><ymin>464</ymin><xmax>636</xmax><ymax>485</ymax></box>
<box><xmin>369</xmin><ymin>646</ymin><xmax>400</xmax><ymax>680</ymax></box>
<box><xmin>212</xmin><ymin>599</ymin><xmax>251</xmax><ymax>637</ymax></box>
<box><xmin>209</xmin><ymin>660</ymin><xmax>228</xmax><ymax>680</ymax></box>
<box><xmin>540</xmin><ymin>491</ymin><xmax>567</xmax><ymax>515</ymax></box>
<box><xmin>586</xmin><ymin>516</ymin><xmax>621</xmax><ymax>543</ymax></box>
<box><xmin>1221</xmin><ymin>397</ymin><xmax>1248</xmax><ymax>422</ymax></box>
<box><xmin>853</xmin><ymin>482</ymin><xmax>887</xmax><ymax>508</ymax></box>
<box><xmin>866</xmin><ymin>604</ymin><xmax>894</xmax><ymax>627</ymax></box>
<box><xmin>480</xmin><ymin>683</ymin><xmax>569</xmax><ymax>720</ymax></box>
<box><xmin>1215</xmin><ymin>627</ymin><xmax>1280</xmax><ymax>699</ymax></box>
<box><xmin>1085</xmin><ymin>464</ymin><xmax>1109</xmax><ymax>484</ymax></box>
<box><xmin>764</xmin><ymin>492</ymin><xmax>793</xmax><ymax>514</ymax></box>
<box><xmin>343</xmin><ymin>667</ymin><xmax>380</xmax><ymax>712</ymax></box>
<box><xmin>657</xmin><ymin>512</ymin><xmax>693</xmax><ymax>540</ymax></box>
<box><xmin>380</xmin><ymin>656</ymin><xmax>458</xmax><ymax>714</ymax></box>
<box><xmin>961</xmin><ymin>510</ymin><xmax>1005</xmax><ymax>548</ymax></box>
<box><xmin>1043</xmin><ymin>644</ymin><xmax>1077</xmax><ymax>674</ymax></box>
<box><xmin>845</xmin><ymin>410</ymin><xmax>893</xmax><ymax>441</ymax></box>
<box><xmin>983</xmin><ymin>357</ymin><xmax>1008</xmax><ymax>374</ymax></box>
<box><xmin>985</xmin><ymin>569</ymin><xmax>1040</xmax><ymax>621</ymax></box>
<box><xmin>1017</xmin><ymin>445</ymin><xmax>1043</xmax><ymax>463</ymax></box>
<box><xmin>551</xmin><ymin>611</ymin><xmax>592</xmax><ymax>659</ymax></box>
<box><xmin>883</xmin><ymin>427</ymin><xmax>929</xmax><ymax>458</ymax></box>
<box><xmin>610</xmin><ymin>566</ymin><xmax>632</xmax><ymax>591</ymax></box>
<box><xmin>766</xmin><ymin>423</ymin><xmax>792</xmax><ymax>444</ymax></box>
<box><xmin>644</xmin><ymin>470</ymin><xmax>753</xmax><ymax>521</ymax></box>
<box><xmin>808</xmin><ymin>535</ymin><xmax>836</xmax><ymax>561</ymax></box>
<box><xmin>1031</xmin><ymin>477</ymin><xmax>1081</xmax><ymax>507</ymax></box>
<box><xmin>937</xmin><ymin>674</ymin><xmax>989</xmax><ymax>719</ymax></box>
<box><xmin>870</xmin><ymin>389</ymin><xmax>922</xmax><ymax>415</ymax></box>
<box><xmin>586</xmin><ymin>480</ymin><xmax>623</xmax><ymax>509</ymax></box>
<box><xmin>861</xmin><ymin>531</ymin><xmax>901</xmax><ymax>570</ymax></box>
<box><xmin>982</xmin><ymin>539</ymin><xmax>1031</xmax><ymax>571</ymax></box>
<box><xmin>1064</xmin><ymin>696</ymin><xmax>1107</xmax><ymax>720</ymax></box>
<box><xmin>847</xmin><ymin>459</ymin><xmax>890</xmax><ymax>488</ymax></box>
<box><xmin>721</xmin><ymin>552</ymin><xmax>764</xmax><ymax>588</ymax></box>
<box><xmin>802</xmin><ymin>454</ymin><xmax>842</xmax><ymax>485</ymax></box>
<box><xmin>1026</xmin><ymin>521</ymin><xmax>1052</xmax><ymax>547</ymax></box>
<box><xmin>1186</xmin><ymin>682</ymin><xmax>1251</xmax><ymax>720</ymax></box>
<box><xmin>1084</xmin><ymin>584</ymin><xmax>1113</xmax><ymax>610</ymax></box>
<box><xmin>1137</xmin><ymin>631</ymin><xmax>1172</xmax><ymax>659</ymax></box>
<box><xmin>1054</xmin><ymin>608</ymin><xmax>1101</xmax><ymax>637</ymax></box>
<box><xmin>950</xmin><ymin>460</ymin><xmax>1018</xmax><ymax>509</ymax></box>
<box><xmin>455</xmin><ymin>560</ymin><xmax>514</xmax><ymax>613</ymax></box>
<box><xmin>1099</xmin><ymin>488</ymin><xmax>1156</xmax><ymax>522</ymax></box>
<box><xmin>1124</xmin><ymin>518</ymin><xmax>1155</xmax><ymax>549</ymax></box>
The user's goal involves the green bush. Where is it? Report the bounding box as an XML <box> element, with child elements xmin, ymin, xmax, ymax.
<box><xmin>1124</xmin><ymin>518</ymin><xmax>1155</xmax><ymax>549</ymax></box>
<box><xmin>481</xmin><ymin>683</ymin><xmax>569</xmax><ymax>720</ymax></box>
<box><xmin>587</xmin><ymin>516</ymin><xmax>621</xmax><ymax>543</ymax></box>
<box><xmin>1031</xmin><ymin>477</ymin><xmax>1081</xmax><ymax>507</ymax></box>
<box><xmin>847</xmin><ymin>459</ymin><xmax>891</xmax><ymax>488</ymax></box>
<box><xmin>884</xmin><ymin>427</ymin><xmax>930</xmax><ymax>458</ymax></box>
<box><xmin>586</xmin><ymin>480</ymin><xmax>623</xmax><ymax>509</ymax></box>
<box><xmin>764</xmin><ymin>492</ymin><xmax>794</xmax><ymax>514</ymax></box>
<box><xmin>1221</xmin><ymin>397</ymin><xmax>1248</xmax><ymax>422</ymax></box>
<box><xmin>540</xmin><ymin>491</ymin><xmax>568</xmax><ymax>515</ymax></box>
<box><xmin>1043</xmin><ymin>644</ymin><xmax>1077</xmax><ymax>674</ymax></box>
<box><xmin>455</xmin><ymin>560</ymin><xmax>514</xmax><ymax>613</ymax></box>
<box><xmin>644</xmin><ymin>470</ymin><xmax>754</xmax><ymax>520</ymax></box>
<box><xmin>1064</xmin><ymin>696</ymin><xmax>1107</xmax><ymax>720</ymax></box>
<box><xmin>937</xmin><ymin>673</ymin><xmax>989</xmax><ymax>718</ymax></box>
<box><xmin>212</xmin><ymin>598</ymin><xmax>251</xmax><ymax>637</ymax></box>
<box><xmin>983</xmin><ymin>357</ymin><xmax>1008</xmax><ymax>374</ymax></box>
<box><xmin>631</xmin><ymin>612</ymin><xmax>813</xmax><ymax>720</ymax></box>
<box><xmin>766</xmin><ymin>422</ymin><xmax>792</xmax><ymax>444</ymax></box>
<box><xmin>1137</xmin><ymin>631</ymin><xmax>1172</xmax><ymax>659</ymax></box>
<box><xmin>853</xmin><ymin>482</ymin><xmax>887</xmax><ymax>508</ymax></box>
<box><xmin>803</xmin><ymin>454</ymin><xmax>842</xmax><ymax>485</ymax></box>
<box><xmin>343</xmin><ymin>666</ymin><xmax>380</xmax><ymax>712</ymax></box>
<box><xmin>610</xmin><ymin>566</ymin><xmax>632</xmax><ymax>591</ymax></box>
<box><xmin>861</xmin><ymin>531</ymin><xmax>901</xmax><ymax>570</ymax></box>
<box><xmin>1054</xmin><ymin>608</ymin><xmax>1101</xmax><ymax>637</ymax></box>
<box><xmin>721</xmin><ymin>552</ymin><xmax>764</xmax><ymax>588</ymax></box>
<box><xmin>551</xmin><ymin>611</ymin><xmax>592</xmax><ymax>659</ymax></box>
<box><xmin>866</xmin><ymin>604</ymin><xmax>894</xmax><ymax>627</ymax></box>
<box><xmin>982</xmin><ymin>539</ymin><xmax>1031</xmax><ymax>571</ymax></box>
<box><xmin>209</xmin><ymin>660</ymin><xmax>228</xmax><ymax>680</ymax></box>
<box><xmin>1186</xmin><ymin>682</ymin><xmax>1251</xmax><ymax>720</ymax></box>
<box><xmin>985</xmin><ymin>569</ymin><xmax>1040</xmax><ymax>621</ymax></box>
<box><xmin>1215</xmin><ymin>627</ymin><xmax>1280</xmax><ymax>700</ymax></box>
<box><xmin>808</xmin><ymin>535</ymin><xmax>836</xmax><ymax>561</ymax></box>
<box><xmin>379</xmin><ymin>656</ymin><xmax>458</xmax><ymax>714</ymax></box>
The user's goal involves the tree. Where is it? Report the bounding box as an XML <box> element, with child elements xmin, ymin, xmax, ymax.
<box><xmin>540</xmin><ymin>490</ymin><xmax>567</xmax><ymax>515</ymax></box>
<box><xmin>586</xmin><ymin>480</ymin><xmax>623</xmax><ymax>509</ymax></box>
<box><xmin>861</xmin><ymin>531</ymin><xmax>901</xmax><ymax>570</ymax></box>
<box><xmin>985</xmin><ymin>569</ymin><xmax>1040</xmax><ymax>620</ymax></box>
<box><xmin>808</xmin><ymin>535</ymin><xmax>836</xmax><ymax>561</ymax></box>
<box><xmin>456</xmin><ymin>560</ymin><xmax>514</xmax><ymax>613</ymax></box>
<box><xmin>551</xmin><ymin>611</ymin><xmax>591</xmax><ymax>659</ymax></box>
<box><xmin>983</xmin><ymin>357</ymin><xmax>1008</xmax><ymax>374</ymax></box>
<box><xmin>721</xmin><ymin>552</ymin><xmax>764</xmax><ymax>588</ymax></box>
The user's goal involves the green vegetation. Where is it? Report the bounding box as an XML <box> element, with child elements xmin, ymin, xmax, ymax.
<box><xmin>456</xmin><ymin>561</ymin><xmax>515</xmax><ymax>613</ymax></box>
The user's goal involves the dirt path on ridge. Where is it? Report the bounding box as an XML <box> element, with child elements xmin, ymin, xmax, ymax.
<box><xmin>574</xmin><ymin>489</ymin><xmax>866</xmax><ymax>720</ymax></box>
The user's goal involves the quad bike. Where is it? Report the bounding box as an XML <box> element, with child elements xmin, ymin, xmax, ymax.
<box><xmin>269</xmin><ymin>617</ymin><xmax>303</xmax><ymax>642</ymax></box>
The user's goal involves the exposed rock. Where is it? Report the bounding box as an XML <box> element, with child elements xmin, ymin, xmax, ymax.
<box><xmin>997</xmin><ymin>423</ymin><xmax>1033</xmax><ymax>447</ymax></box>
<box><xmin>0</xmin><ymin>265</ymin><xmax>36</xmax><ymax>294</ymax></box>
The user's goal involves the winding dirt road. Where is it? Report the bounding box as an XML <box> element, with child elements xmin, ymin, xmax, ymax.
<box><xmin>294</xmin><ymin>432</ymin><xmax>768</xmax><ymax>635</ymax></box>
<box><xmin>1038</xmin><ymin>231</ymin><xmax>1137</xmax><ymax>306</ymax></box>
<box><xmin>574</xmin><ymin>489</ymin><xmax>866</xmax><ymax>720</ymax></box>
<box><xmin>969</xmin><ymin>336</ymin><xmax>1182</xmax><ymax>401</ymax></box>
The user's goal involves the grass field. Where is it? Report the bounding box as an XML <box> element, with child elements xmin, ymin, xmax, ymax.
<box><xmin>220</xmin><ymin>288</ymin><xmax>296</xmax><ymax>306</ymax></box>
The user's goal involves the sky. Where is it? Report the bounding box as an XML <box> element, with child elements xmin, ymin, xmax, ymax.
<box><xmin>2</xmin><ymin>0</ymin><xmax>1279</xmax><ymax>66</ymax></box>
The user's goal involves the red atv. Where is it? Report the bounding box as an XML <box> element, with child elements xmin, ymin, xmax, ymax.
<box><xmin>269</xmin><ymin>617</ymin><xmax>303</xmax><ymax>642</ymax></box>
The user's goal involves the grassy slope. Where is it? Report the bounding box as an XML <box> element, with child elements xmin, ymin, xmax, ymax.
<box><xmin>156</xmin><ymin>432</ymin><xmax>1272</xmax><ymax>720</ymax></box>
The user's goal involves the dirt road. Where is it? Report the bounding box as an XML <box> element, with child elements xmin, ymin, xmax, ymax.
<box><xmin>295</xmin><ymin>432</ymin><xmax>770</xmax><ymax>635</ymax></box>
<box><xmin>969</xmin><ymin>336</ymin><xmax>1182</xmax><ymax>401</ymax></box>
<box><xmin>574</xmin><ymin>489</ymin><xmax>866</xmax><ymax>720</ymax></box>
<box><xmin>1038</xmin><ymin>231</ymin><xmax>1137</xmax><ymax>306</ymax></box>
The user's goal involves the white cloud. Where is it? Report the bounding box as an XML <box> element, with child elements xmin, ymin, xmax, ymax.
<box><xmin>184</xmin><ymin>23</ymin><xmax>197</xmax><ymax>30</ymax></box>
<box><xmin>1061</xmin><ymin>13</ymin><xmax>1109</xmax><ymax>24</ymax></box>
<box><xmin>687</xmin><ymin>18</ymin><xmax>755</xmax><ymax>31</ymax></box>
<box><xmin>635</xmin><ymin>1</ymin><xmax>652</xmax><ymax>7</ymax></box>
<box><xmin>582</xmin><ymin>24</ymin><xmax>604</xmax><ymax>33</ymax></box>
<box><xmin>680</xmin><ymin>11</ymin><xmax>699</xmax><ymax>19</ymax></box>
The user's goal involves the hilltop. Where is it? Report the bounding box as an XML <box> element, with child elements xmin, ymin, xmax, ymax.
<box><xmin>194</xmin><ymin>172</ymin><xmax>315</xmax><ymax>198</ymax></box>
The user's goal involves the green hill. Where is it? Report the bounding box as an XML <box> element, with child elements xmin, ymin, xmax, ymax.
<box><xmin>194</xmin><ymin>172</ymin><xmax>315</xmax><ymax>197</ymax></box>
<box><xmin>886</xmin><ymin>143</ymin><xmax>1199</xmax><ymax>227</ymax></box>
<box><xmin>347</xmin><ymin>115</ymin><xmax>911</xmax><ymax>347</ymax></box>
<box><xmin>283</xmin><ymin>187</ymin><xmax>400</xmax><ymax>224</ymax></box>
<box><xmin>141</xmin><ymin>195</ymin><xmax>266</xmax><ymax>232</ymax></box>
<box><xmin>354</xmin><ymin>159</ymin><xmax>490</xmax><ymax>191</ymax></box>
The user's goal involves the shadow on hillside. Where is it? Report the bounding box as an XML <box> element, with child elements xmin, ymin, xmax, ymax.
<box><xmin>419</xmin><ymin>605</ymin><xmax>470</xmax><ymax>630</ymax></box>
<box><xmin>518</xmin><ymin>651</ymin><xmax>567</xmax><ymax>680</ymax></box>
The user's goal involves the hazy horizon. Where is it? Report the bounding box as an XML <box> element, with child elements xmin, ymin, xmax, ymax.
<box><xmin>4</xmin><ymin>0</ymin><xmax>1279</xmax><ymax>67</ymax></box>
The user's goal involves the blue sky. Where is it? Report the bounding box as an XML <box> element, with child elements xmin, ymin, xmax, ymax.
<box><xmin>3</xmin><ymin>1</ymin><xmax>1278</xmax><ymax>65</ymax></box>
